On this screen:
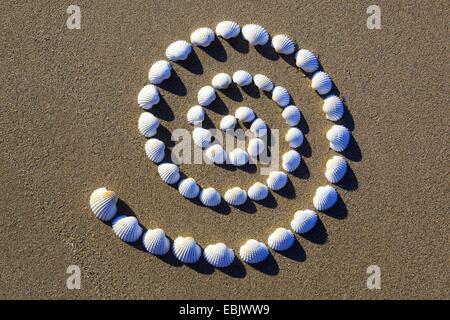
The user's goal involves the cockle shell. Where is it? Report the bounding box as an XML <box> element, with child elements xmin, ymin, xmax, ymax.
<box><xmin>220</xmin><ymin>115</ymin><xmax>237</xmax><ymax>131</ymax></box>
<box><xmin>272</xmin><ymin>34</ymin><xmax>296</xmax><ymax>55</ymax></box>
<box><xmin>157</xmin><ymin>163</ymin><xmax>180</xmax><ymax>184</ymax></box>
<box><xmin>145</xmin><ymin>138</ymin><xmax>165</xmax><ymax>163</ymax></box>
<box><xmin>247</xmin><ymin>138</ymin><xmax>265</xmax><ymax>157</ymax></box>
<box><xmin>192</xmin><ymin>127</ymin><xmax>212</xmax><ymax>148</ymax></box>
<box><xmin>112</xmin><ymin>215</ymin><xmax>143</xmax><ymax>243</ymax></box>
<box><xmin>266</xmin><ymin>171</ymin><xmax>288</xmax><ymax>190</ymax></box>
<box><xmin>290</xmin><ymin>209</ymin><xmax>318</xmax><ymax>234</ymax></box>
<box><xmin>89</xmin><ymin>187</ymin><xmax>118</xmax><ymax>221</ymax></box>
<box><xmin>215</xmin><ymin>21</ymin><xmax>240</xmax><ymax>39</ymax></box>
<box><xmin>190</xmin><ymin>27</ymin><xmax>215</xmax><ymax>47</ymax></box>
<box><xmin>142</xmin><ymin>228</ymin><xmax>170</xmax><ymax>256</ymax></box>
<box><xmin>268</xmin><ymin>227</ymin><xmax>295</xmax><ymax>251</ymax></box>
<box><xmin>205</xmin><ymin>144</ymin><xmax>227</xmax><ymax>164</ymax></box>
<box><xmin>232</xmin><ymin>70</ymin><xmax>252</xmax><ymax>86</ymax></box>
<box><xmin>240</xmin><ymin>239</ymin><xmax>269</xmax><ymax>264</ymax></box>
<box><xmin>138</xmin><ymin>112</ymin><xmax>160</xmax><ymax>137</ymax></box>
<box><xmin>199</xmin><ymin>187</ymin><xmax>221</xmax><ymax>207</ymax></box>
<box><xmin>197</xmin><ymin>85</ymin><xmax>216</xmax><ymax>106</ymax></box>
<box><xmin>242</xmin><ymin>24</ymin><xmax>269</xmax><ymax>46</ymax></box>
<box><xmin>250</xmin><ymin>118</ymin><xmax>267</xmax><ymax>137</ymax></box>
<box><xmin>148</xmin><ymin>60</ymin><xmax>172</xmax><ymax>84</ymax></box>
<box><xmin>272</xmin><ymin>86</ymin><xmax>290</xmax><ymax>107</ymax></box>
<box><xmin>295</xmin><ymin>49</ymin><xmax>319</xmax><ymax>73</ymax></box>
<box><xmin>282</xmin><ymin>150</ymin><xmax>301</xmax><ymax>172</ymax></box>
<box><xmin>253</xmin><ymin>74</ymin><xmax>274</xmax><ymax>92</ymax></box>
<box><xmin>137</xmin><ymin>85</ymin><xmax>160</xmax><ymax>110</ymax></box>
<box><xmin>325</xmin><ymin>155</ymin><xmax>348</xmax><ymax>183</ymax></box>
<box><xmin>228</xmin><ymin>148</ymin><xmax>249</xmax><ymax>167</ymax></box>
<box><xmin>211</xmin><ymin>73</ymin><xmax>232</xmax><ymax>89</ymax></box>
<box><xmin>285</xmin><ymin>127</ymin><xmax>304</xmax><ymax>148</ymax></box>
<box><xmin>203</xmin><ymin>243</ymin><xmax>235</xmax><ymax>268</ymax></box>
<box><xmin>173</xmin><ymin>236</ymin><xmax>202</xmax><ymax>264</ymax></box>
<box><xmin>187</xmin><ymin>105</ymin><xmax>205</xmax><ymax>125</ymax></box>
<box><xmin>282</xmin><ymin>105</ymin><xmax>301</xmax><ymax>126</ymax></box>
<box><xmin>165</xmin><ymin>40</ymin><xmax>192</xmax><ymax>61</ymax></box>
<box><xmin>247</xmin><ymin>182</ymin><xmax>269</xmax><ymax>201</ymax></box>
<box><xmin>326</xmin><ymin>125</ymin><xmax>350</xmax><ymax>152</ymax></box>
<box><xmin>323</xmin><ymin>95</ymin><xmax>344</xmax><ymax>121</ymax></box>
<box><xmin>235</xmin><ymin>106</ymin><xmax>255</xmax><ymax>123</ymax></box>
<box><xmin>224</xmin><ymin>187</ymin><xmax>247</xmax><ymax>206</ymax></box>
<box><xmin>311</xmin><ymin>71</ymin><xmax>332</xmax><ymax>95</ymax></box>
<box><xmin>178</xmin><ymin>178</ymin><xmax>200</xmax><ymax>199</ymax></box>
<box><xmin>313</xmin><ymin>186</ymin><xmax>338</xmax><ymax>211</ymax></box>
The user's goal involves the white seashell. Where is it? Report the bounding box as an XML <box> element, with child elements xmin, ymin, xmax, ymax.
<box><xmin>112</xmin><ymin>216</ymin><xmax>143</xmax><ymax>243</ymax></box>
<box><xmin>272</xmin><ymin>86</ymin><xmax>290</xmax><ymax>107</ymax></box>
<box><xmin>285</xmin><ymin>127</ymin><xmax>304</xmax><ymax>148</ymax></box>
<box><xmin>165</xmin><ymin>40</ymin><xmax>192</xmax><ymax>61</ymax></box>
<box><xmin>190</xmin><ymin>27</ymin><xmax>215</xmax><ymax>47</ymax></box>
<box><xmin>89</xmin><ymin>187</ymin><xmax>118</xmax><ymax>221</ymax></box>
<box><xmin>224</xmin><ymin>187</ymin><xmax>247</xmax><ymax>206</ymax></box>
<box><xmin>178</xmin><ymin>178</ymin><xmax>200</xmax><ymax>199</ymax></box>
<box><xmin>247</xmin><ymin>182</ymin><xmax>269</xmax><ymax>201</ymax></box>
<box><xmin>282</xmin><ymin>105</ymin><xmax>301</xmax><ymax>126</ymax></box>
<box><xmin>268</xmin><ymin>227</ymin><xmax>295</xmax><ymax>251</ymax></box>
<box><xmin>142</xmin><ymin>228</ymin><xmax>170</xmax><ymax>255</ymax></box>
<box><xmin>266</xmin><ymin>171</ymin><xmax>288</xmax><ymax>190</ymax></box>
<box><xmin>253</xmin><ymin>74</ymin><xmax>274</xmax><ymax>92</ymax></box>
<box><xmin>211</xmin><ymin>73</ymin><xmax>232</xmax><ymax>89</ymax></box>
<box><xmin>232</xmin><ymin>70</ymin><xmax>252</xmax><ymax>86</ymax></box>
<box><xmin>325</xmin><ymin>155</ymin><xmax>348</xmax><ymax>183</ymax></box>
<box><xmin>311</xmin><ymin>71</ymin><xmax>332</xmax><ymax>95</ymax></box>
<box><xmin>203</xmin><ymin>243</ymin><xmax>235</xmax><ymax>268</ymax></box>
<box><xmin>242</xmin><ymin>24</ymin><xmax>269</xmax><ymax>46</ymax></box>
<box><xmin>215</xmin><ymin>21</ymin><xmax>240</xmax><ymax>39</ymax></box>
<box><xmin>157</xmin><ymin>163</ymin><xmax>180</xmax><ymax>184</ymax></box>
<box><xmin>295</xmin><ymin>49</ymin><xmax>319</xmax><ymax>73</ymax></box>
<box><xmin>290</xmin><ymin>210</ymin><xmax>318</xmax><ymax>234</ymax></box>
<box><xmin>148</xmin><ymin>60</ymin><xmax>172</xmax><ymax>84</ymax></box>
<box><xmin>145</xmin><ymin>138</ymin><xmax>165</xmax><ymax>163</ymax></box>
<box><xmin>137</xmin><ymin>85</ymin><xmax>160</xmax><ymax>110</ymax></box>
<box><xmin>187</xmin><ymin>105</ymin><xmax>205</xmax><ymax>125</ymax></box>
<box><xmin>250</xmin><ymin>118</ymin><xmax>267</xmax><ymax>137</ymax></box>
<box><xmin>247</xmin><ymin>138</ymin><xmax>265</xmax><ymax>157</ymax></box>
<box><xmin>282</xmin><ymin>150</ymin><xmax>301</xmax><ymax>172</ymax></box>
<box><xmin>326</xmin><ymin>125</ymin><xmax>350</xmax><ymax>152</ymax></box>
<box><xmin>192</xmin><ymin>127</ymin><xmax>212</xmax><ymax>148</ymax></box>
<box><xmin>323</xmin><ymin>95</ymin><xmax>344</xmax><ymax>121</ymax></box>
<box><xmin>173</xmin><ymin>236</ymin><xmax>202</xmax><ymax>264</ymax></box>
<box><xmin>197</xmin><ymin>86</ymin><xmax>216</xmax><ymax>106</ymax></box>
<box><xmin>220</xmin><ymin>115</ymin><xmax>237</xmax><ymax>131</ymax></box>
<box><xmin>228</xmin><ymin>148</ymin><xmax>249</xmax><ymax>166</ymax></box>
<box><xmin>205</xmin><ymin>144</ymin><xmax>227</xmax><ymax>164</ymax></box>
<box><xmin>240</xmin><ymin>239</ymin><xmax>269</xmax><ymax>264</ymax></box>
<box><xmin>138</xmin><ymin>112</ymin><xmax>160</xmax><ymax>137</ymax></box>
<box><xmin>271</xmin><ymin>34</ymin><xmax>296</xmax><ymax>55</ymax></box>
<box><xmin>313</xmin><ymin>186</ymin><xmax>339</xmax><ymax>211</ymax></box>
<box><xmin>199</xmin><ymin>187</ymin><xmax>221</xmax><ymax>207</ymax></box>
<box><xmin>235</xmin><ymin>106</ymin><xmax>255</xmax><ymax>123</ymax></box>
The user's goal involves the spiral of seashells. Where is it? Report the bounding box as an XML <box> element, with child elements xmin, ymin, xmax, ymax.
<box><xmin>285</xmin><ymin>127</ymin><xmax>304</xmax><ymax>148</ymax></box>
<box><xmin>197</xmin><ymin>85</ymin><xmax>216</xmax><ymax>106</ymax></box>
<box><xmin>220</xmin><ymin>115</ymin><xmax>237</xmax><ymax>131</ymax></box>
<box><xmin>205</xmin><ymin>144</ymin><xmax>227</xmax><ymax>164</ymax></box>
<box><xmin>172</xmin><ymin>236</ymin><xmax>202</xmax><ymax>264</ymax></box>
<box><xmin>142</xmin><ymin>228</ymin><xmax>171</xmax><ymax>256</ymax></box>
<box><xmin>266</xmin><ymin>171</ymin><xmax>288</xmax><ymax>190</ymax></box>
<box><xmin>224</xmin><ymin>187</ymin><xmax>247</xmax><ymax>206</ymax></box>
<box><xmin>112</xmin><ymin>215</ymin><xmax>143</xmax><ymax>243</ymax></box>
<box><xmin>323</xmin><ymin>95</ymin><xmax>344</xmax><ymax>121</ymax></box>
<box><xmin>178</xmin><ymin>178</ymin><xmax>200</xmax><ymax>199</ymax></box>
<box><xmin>215</xmin><ymin>21</ymin><xmax>240</xmax><ymax>39</ymax></box>
<box><xmin>148</xmin><ymin>60</ymin><xmax>172</xmax><ymax>84</ymax></box>
<box><xmin>186</xmin><ymin>105</ymin><xmax>205</xmax><ymax>125</ymax></box>
<box><xmin>325</xmin><ymin>155</ymin><xmax>348</xmax><ymax>183</ymax></box>
<box><xmin>326</xmin><ymin>125</ymin><xmax>350</xmax><ymax>152</ymax></box>
<box><xmin>228</xmin><ymin>148</ymin><xmax>249</xmax><ymax>167</ymax></box>
<box><xmin>90</xmin><ymin>187</ymin><xmax>118</xmax><ymax>221</ymax></box>
<box><xmin>290</xmin><ymin>210</ymin><xmax>318</xmax><ymax>234</ymax></box>
<box><xmin>272</xmin><ymin>86</ymin><xmax>290</xmax><ymax>107</ymax></box>
<box><xmin>137</xmin><ymin>85</ymin><xmax>160</xmax><ymax>110</ymax></box>
<box><xmin>253</xmin><ymin>74</ymin><xmax>274</xmax><ymax>92</ymax></box>
<box><xmin>282</xmin><ymin>150</ymin><xmax>302</xmax><ymax>172</ymax></box>
<box><xmin>295</xmin><ymin>49</ymin><xmax>319</xmax><ymax>73</ymax></box>
<box><xmin>235</xmin><ymin>106</ymin><xmax>255</xmax><ymax>123</ymax></box>
<box><xmin>165</xmin><ymin>40</ymin><xmax>192</xmax><ymax>61</ymax></box>
<box><xmin>211</xmin><ymin>73</ymin><xmax>232</xmax><ymax>90</ymax></box>
<box><xmin>192</xmin><ymin>127</ymin><xmax>212</xmax><ymax>148</ymax></box>
<box><xmin>313</xmin><ymin>186</ymin><xmax>338</xmax><ymax>211</ymax></box>
<box><xmin>267</xmin><ymin>227</ymin><xmax>295</xmax><ymax>251</ymax></box>
<box><xmin>240</xmin><ymin>239</ymin><xmax>269</xmax><ymax>264</ymax></box>
<box><xmin>242</xmin><ymin>24</ymin><xmax>269</xmax><ymax>46</ymax></box>
<box><xmin>232</xmin><ymin>70</ymin><xmax>252</xmax><ymax>86</ymax></box>
<box><xmin>190</xmin><ymin>27</ymin><xmax>215</xmax><ymax>47</ymax></box>
<box><xmin>247</xmin><ymin>138</ymin><xmax>265</xmax><ymax>157</ymax></box>
<box><xmin>145</xmin><ymin>138</ymin><xmax>165</xmax><ymax>163</ymax></box>
<box><xmin>157</xmin><ymin>163</ymin><xmax>181</xmax><ymax>185</ymax></box>
<box><xmin>138</xmin><ymin>112</ymin><xmax>160</xmax><ymax>137</ymax></box>
<box><xmin>203</xmin><ymin>243</ymin><xmax>235</xmax><ymax>268</ymax></box>
<box><xmin>199</xmin><ymin>187</ymin><xmax>221</xmax><ymax>207</ymax></box>
<box><xmin>282</xmin><ymin>105</ymin><xmax>301</xmax><ymax>126</ymax></box>
<box><xmin>311</xmin><ymin>71</ymin><xmax>333</xmax><ymax>95</ymax></box>
<box><xmin>272</xmin><ymin>34</ymin><xmax>296</xmax><ymax>55</ymax></box>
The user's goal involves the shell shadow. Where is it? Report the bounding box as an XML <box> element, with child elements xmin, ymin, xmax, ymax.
<box><xmin>299</xmin><ymin>217</ymin><xmax>328</xmax><ymax>245</ymax></box>
<box><xmin>256</xmin><ymin>191</ymin><xmax>278</xmax><ymax>209</ymax></box>
<box><xmin>156</xmin><ymin>124</ymin><xmax>175</xmax><ymax>148</ymax></box>
<box><xmin>335</xmin><ymin>100</ymin><xmax>355</xmax><ymax>132</ymax></box>
<box><xmin>151</xmin><ymin>96</ymin><xmax>175</xmax><ymax>122</ymax></box>
<box><xmin>237</xmin><ymin>163</ymin><xmax>257</xmax><ymax>174</ymax></box>
<box><xmin>187</xmin><ymin>194</ymin><xmax>231</xmax><ymax>215</ymax></box>
<box><xmin>224</xmin><ymin>33</ymin><xmax>249</xmax><ymax>54</ymax></box>
<box><xmin>208</xmin><ymin>94</ymin><xmax>229</xmax><ymax>115</ymax></box>
<box><xmin>255</xmin><ymin>42</ymin><xmax>279</xmax><ymax>61</ymax></box>
<box><xmin>175</xmin><ymin>50</ymin><xmax>203</xmax><ymax>75</ymax></box>
<box><xmin>235</xmin><ymin>199</ymin><xmax>257</xmax><ymax>214</ymax></box>
<box><xmin>273</xmin><ymin>177</ymin><xmax>296</xmax><ymax>199</ymax></box>
<box><xmin>248</xmin><ymin>252</ymin><xmax>279</xmax><ymax>276</ymax></box>
<box><xmin>280</xmin><ymin>53</ymin><xmax>298</xmax><ymax>68</ymax></box>
<box><xmin>219</xmin><ymin>257</ymin><xmax>247</xmax><ymax>278</ymax></box>
<box><xmin>340</xmin><ymin>134</ymin><xmax>362</xmax><ymax>162</ymax></box>
<box><xmin>157</xmin><ymin>69</ymin><xmax>187</xmax><ymax>96</ymax></box>
<box><xmin>241</xmin><ymin>83</ymin><xmax>261</xmax><ymax>99</ymax></box>
<box><xmin>221</xmin><ymin>84</ymin><xmax>243</xmax><ymax>102</ymax></box>
<box><xmin>289</xmin><ymin>159</ymin><xmax>310</xmax><ymax>180</ymax></box>
<box><xmin>199</xmin><ymin>38</ymin><xmax>227</xmax><ymax>62</ymax></box>
<box><xmin>278</xmin><ymin>237</ymin><xmax>306</xmax><ymax>262</ymax></box>
<box><xmin>297</xmin><ymin>135</ymin><xmax>312</xmax><ymax>158</ymax></box>
<box><xmin>322</xmin><ymin>194</ymin><xmax>347</xmax><ymax>220</ymax></box>
<box><xmin>187</xmin><ymin>256</ymin><xmax>215</xmax><ymax>275</ymax></box>
<box><xmin>298</xmin><ymin>111</ymin><xmax>310</xmax><ymax>134</ymax></box>
<box><xmin>201</xmin><ymin>112</ymin><xmax>216</xmax><ymax>130</ymax></box>
<box><xmin>335</xmin><ymin>165</ymin><xmax>358</xmax><ymax>191</ymax></box>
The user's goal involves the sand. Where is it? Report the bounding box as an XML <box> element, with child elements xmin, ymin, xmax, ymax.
<box><xmin>0</xmin><ymin>0</ymin><xmax>448</xmax><ymax>299</ymax></box>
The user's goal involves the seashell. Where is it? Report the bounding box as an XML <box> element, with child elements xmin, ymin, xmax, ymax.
<box><xmin>235</xmin><ymin>106</ymin><xmax>255</xmax><ymax>123</ymax></box>
<box><xmin>313</xmin><ymin>186</ymin><xmax>339</xmax><ymax>211</ymax></box>
<box><xmin>285</xmin><ymin>127</ymin><xmax>304</xmax><ymax>148</ymax></box>
<box><xmin>247</xmin><ymin>182</ymin><xmax>269</xmax><ymax>201</ymax></box>
<box><xmin>148</xmin><ymin>60</ymin><xmax>172</xmax><ymax>84</ymax></box>
<box><xmin>311</xmin><ymin>71</ymin><xmax>333</xmax><ymax>95</ymax></box>
<box><xmin>112</xmin><ymin>215</ymin><xmax>143</xmax><ymax>243</ymax></box>
<box><xmin>138</xmin><ymin>112</ymin><xmax>160</xmax><ymax>137</ymax></box>
<box><xmin>199</xmin><ymin>187</ymin><xmax>221</xmax><ymax>207</ymax></box>
<box><xmin>187</xmin><ymin>105</ymin><xmax>205</xmax><ymax>125</ymax></box>
<box><xmin>203</xmin><ymin>243</ymin><xmax>235</xmax><ymax>268</ymax></box>
<box><xmin>323</xmin><ymin>95</ymin><xmax>344</xmax><ymax>121</ymax></box>
<box><xmin>241</xmin><ymin>24</ymin><xmax>269</xmax><ymax>46</ymax></box>
<box><xmin>253</xmin><ymin>74</ymin><xmax>274</xmax><ymax>92</ymax></box>
<box><xmin>220</xmin><ymin>115</ymin><xmax>237</xmax><ymax>131</ymax></box>
<box><xmin>157</xmin><ymin>163</ymin><xmax>180</xmax><ymax>184</ymax></box>
<box><xmin>282</xmin><ymin>150</ymin><xmax>301</xmax><ymax>172</ymax></box>
<box><xmin>326</xmin><ymin>125</ymin><xmax>350</xmax><ymax>152</ymax></box>
<box><xmin>271</xmin><ymin>34</ymin><xmax>296</xmax><ymax>55</ymax></box>
<box><xmin>282</xmin><ymin>105</ymin><xmax>301</xmax><ymax>126</ymax></box>
<box><xmin>142</xmin><ymin>228</ymin><xmax>170</xmax><ymax>256</ymax></box>
<box><xmin>295</xmin><ymin>49</ymin><xmax>319</xmax><ymax>73</ymax></box>
<box><xmin>165</xmin><ymin>40</ymin><xmax>192</xmax><ymax>61</ymax></box>
<box><xmin>250</xmin><ymin>118</ymin><xmax>267</xmax><ymax>137</ymax></box>
<box><xmin>192</xmin><ymin>127</ymin><xmax>212</xmax><ymax>148</ymax></box>
<box><xmin>247</xmin><ymin>138</ymin><xmax>265</xmax><ymax>157</ymax></box>
<box><xmin>290</xmin><ymin>209</ymin><xmax>318</xmax><ymax>234</ymax></box>
<box><xmin>224</xmin><ymin>187</ymin><xmax>247</xmax><ymax>206</ymax></box>
<box><xmin>137</xmin><ymin>85</ymin><xmax>160</xmax><ymax>110</ymax></box>
<box><xmin>272</xmin><ymin>86</ymin><xmax>290</xmax><ymax>107</ymax></box>
<box><xmin>190</xmin><ymin>27</ymin><xmax>215</xmax><ymax>47</ymax></box>
<box><xmin>232</xmin><ymin>70</ymin><xmax>252</xmax><ymax>86</ymax></box>
<box><xmin>266</xmin><ymin>171</ymin><xmax>288</xmax><ymax>190</ymax></box>
<box><xmin>205</xmin><ymin>144</ymin><xmax>227</xmax><ymax>164</ymax></box>
<box><xmin>145</xmin><ymin>138</ymin><xmax>165</xmax><ymax>163</ymax></box>
<box><xmin>228</xmin><ymin>148</ymin><xmax>249</xmax><ymax>167</ymax></box>
<box><xmin>172</xmin><ymin>236</ymin><xmax>202</xmax><ymax>264</ymax></box>
<box><xmin>325</xmin><ymin>155</ymin><xmax>348</xmax><ymax>183</ymax></box>
<box><xmin>268</xmin><ymin>227</ymin><xmax>295</xmax><ymax>251</ymax></box>
<box><xmin>211</xmin><ymin>73</ymin><xmax>232</xmax><ymax>90</ymax></box>
<box><xmin>239</xmin><ymin>239</ymin><xmax>269</xmax><ymax>264</ymax></box>
<box><xmin>197</xmin><ymin>86</ymin><xmax>216</xmax><ymax>106</ymax></box>
<box><xmin>89</xmin><ymin>187</ymin><xmax>118</xmax><ymax>221</ymax></box>
<box><xmin>215</xmin><ymin>21</ymin><xmax>240</xmax><ymax>39</ymax></box>
<box><xmin>178</xmin><ymin>178</ymin><xmax>200</xmax><ymax>199</ymax></box>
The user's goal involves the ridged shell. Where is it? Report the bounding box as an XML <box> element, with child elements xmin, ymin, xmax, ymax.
<box><xmin>199</xmin><ymin>187</ymin><xmax>221</xmax><ymax>207</ymax></box>
<box><xmin>240</xmin><ymin>239</ymin><xmax>269</xmax><ymax>264</ymax></box>
<box><xmin>187</xmin><ymin>105</ymin><xmax>205</xmax><ymax>125</ymax></box>
<box><xmin>241</xmin><ymin>24</ymin><xmax>269</xmax><ymax>46</ymax></box>
<box><xmin>205</xmin><ymin>144</ymin><xmax>227</xmax><ymax>164</ymax></box>
<box><xmin>197</xmin><ymin>86</ymin><xmax>216</xmax><ymax>106</ymax></box>
<box><xmin>272</xmin><ymin>86</ymin><xmax>290</xmax><ymax>107</ymax></box>
<box><xmin>313</xmin><ymin>186</ymin><xmax>338</xmax><ymax>211</ymax></box>
<box><xmin>253</xmin><ymin>74</ymin><xmax>274</xmax><ymax>92</ymax></box>
<box><xmin>148</xmin><ymin>60</ymin><xmax>172</xmax><ymax>84</ymax></box>
<box><xmin>247</xmin><ymin>182</ymin><xmax>269</xmax><ymax>201</ymax></box>
<box><xmin>145</xmin><ymin>138</ymin><xmax>165</xmax><ymax>163</ymax></box>
<box><xmin>112</xmin><ymin>216</ymin><xmax>143</xmax><ymax>243</ymax></box>
<box><xmin>190</xmin><ymin>27</ymin><xmax>215</xmax><ymax>47</ymax></box>
<box><xmin>165</xmin><ymin>40</ymin><xmax>192</xmax><ymax>61</ymax></box>
<box><xmin>220</xmin><ymin>115</ymin><xmax>237</xmax><ymax>131</ymax></box>
<box><xmin>157</xmin><ymin>163</ymin><xmax>180</xmax><ymax>184</ymax></box>
<box><xmin>137</xmin><ymin>85</ymin><xmax>160</xmax><ymax>110</ymax></box>
<box><xmin>232</xmin><ymin>70</ymin><xmax>252</xmax><ymax>86</ymax></box>
<box><xmin>178</xmin><ymin>178</ymin><xmax>200</xmax><ymax>198</ymax></box>
<box><xmin>285</xmin><ymin>127</ymin><xmax>304</xmax><ymax>148</ymax></box>
<box><xmin>272</xmin><ymin>34</ymin><xmax>296</xmax><ymax>55</ymax></box>
<box><xmin>247</xmin><ymin>138</ymin><xmax>265</xmax><ymax>157</ymax></box>
<box><xmin>311</xmin><ymin>71</ymin><xmax>332</xmax><ymax>95</ymax></box>
<box><xmin>325</xmin><ymin>155</ymin><xmax>348</xmax><ymax>183</ymax></box>
<box><xmin>266</xmin><ymin>171</ymin><xmax>288</xmax><ymax>190</ymax></box>
<box><xmin>295</xmin><ymin>49</ymin><xmax>319</xmax><ymax>73</ymax></box>
<box><xmin>228</xmin><ymin>148</ymin><xmax>249</xmax><ymax>166</ymax></box>
<box><xmin>89</xmin><ymin>187</ymin><xmax>118</xmax><ymax>221</ymax></box>
<box><xmin>268</xmin><ymin>227</ymin><xmax>295</xmax><ymax>251</ymax></box>
<box><xmin>211</xmin><ymin>73</ymin><xmax>232</xmax><ymax>89</ymax></box>
<box><xmin>224</xmin><ymin>187</ymin><xmax>247</xmax><ymax>206</ymax></box>
<box><xmin>138</xmin><ymin>112</ymin><xmax>160</xmax><ymax>137</ymax></box>
<box><xmin>250</xmin><ymin>118</ymin><xmax>267</xmax><ymax>137</ymax></box>
<box><xmin>142</xmin><ymin>228</ymin><xmax>170</xmax><ymax>256</ymax></box>
<box><xmin>203</xmin><ymin>243</ymin><xmax>235</xmax><ymax>268</ymax></box>
<box><xmin>192</xmin><ymin>127</ymin><xmax>212</xmax><ymax>148</ymax></box>
<box><xmin>326</xmin><ymin>125</ymin><xmax>350</xmax><ymax>152</ymax></box>
<box><xmin>215</xmin><ymin>21</ymin><xmax>240</xmax><ymax>39</ymax></box>
<box><xmin>282</xmin><ymin>105</ymin><xmax>301</xmax><ymax>126</ymax></box>
<box><xmin>323</xmin><ymin>95</ymin><xmax>344</xmax><ymax>121</ymax></box>
<box><xmin>235</xmin><ymin>106</ymin><xmax>255</xmax><ymax>123</ymax></box>
<box><xmin>173</xmin><ymin>236</ymin><xmax>202</xmax><ymax>264</ymax></box>
<box><xmin>282</xmin><ymin>150</ymin><xmax>301</xmax><ymax>172</ymax></box>
<box><xmin>290</xmin><ymin>209</ymin><xmax>318</xmax><ymax>234</ymax></box>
